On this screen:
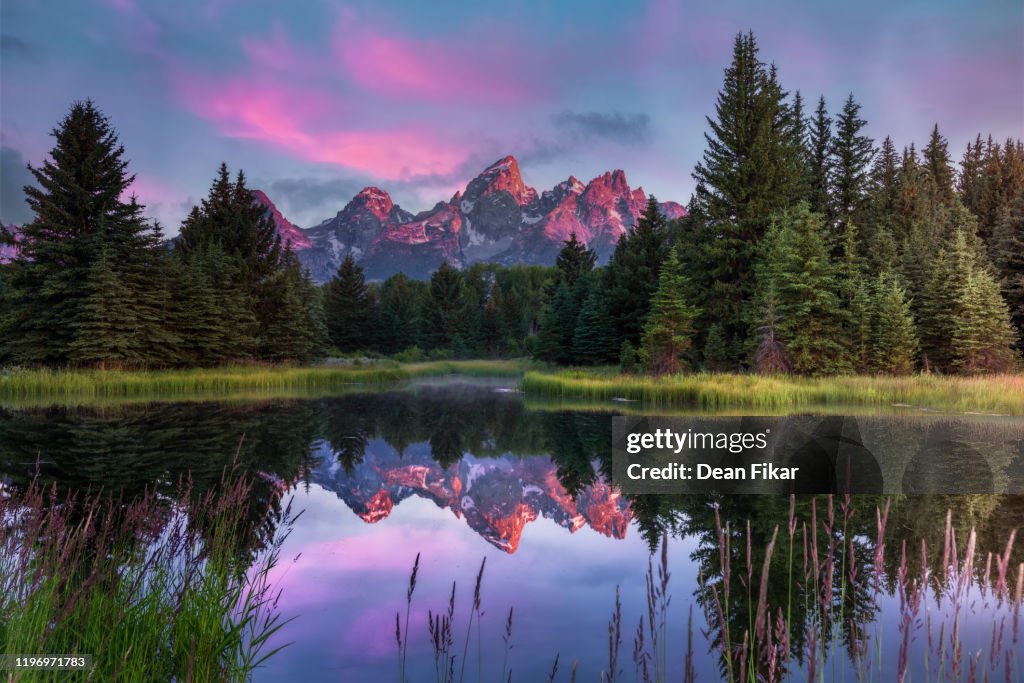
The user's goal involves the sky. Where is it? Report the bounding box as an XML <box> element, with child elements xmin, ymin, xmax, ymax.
<box><xmin>2</xmin><ymin>0</ymin><xmax>1022</xmax><ymax>232</ymax></box>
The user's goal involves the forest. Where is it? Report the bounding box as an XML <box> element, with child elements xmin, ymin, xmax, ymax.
<box><xmin>1</xmin><ymin>32</ymin><xmax>1021</xmax><ymax>377</ymax></box>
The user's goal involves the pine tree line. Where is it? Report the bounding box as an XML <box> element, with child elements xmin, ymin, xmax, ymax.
<box><xmin>533</xmin><ymin>32</ymin><xmax>1022</xmax><ymax>376</ymax></box>
<box><xmin>0</xmin><ymin>101</ymin><xmax>325</xmax><ymax>368</ymax></box>
<box><xmin>320</xmin><ymin>256</ymin><xmax>549</xmax><ymax>359</ymax></box>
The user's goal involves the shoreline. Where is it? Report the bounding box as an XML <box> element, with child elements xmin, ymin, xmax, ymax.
<box><xmin>2</xmin><ymin>362</ymin><xmax>1023</xmax><ymax>416</ymax></box>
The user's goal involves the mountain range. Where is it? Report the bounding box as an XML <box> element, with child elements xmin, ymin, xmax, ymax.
<box><xmin>1</xmin><ymin>157</ymin><xmax>685</xmax><ymax>281</ymax></box>
<box><xmin>311</xmin><ymin>439</ymin><xmax>631</xmax><ymax>553</ymax></box>
<box><xmin>257</xmin><ymin>155</ymin><xmax>686</xmax><ymax>282</ymax></box>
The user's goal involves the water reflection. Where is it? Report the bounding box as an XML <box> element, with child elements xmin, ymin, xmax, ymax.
<box><xmin>1</xmin><ymin>381</ymin><xmax>1021</xmax><ymax>679</ymax></box>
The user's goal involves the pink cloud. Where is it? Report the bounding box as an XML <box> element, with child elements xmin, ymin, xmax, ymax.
<box><xmin>122</xmin><ymin>173</ymin><xmax>180</xmax><ymax>206</ymax></box>
<box><xmin>334</xmin><ymin>26</ymin><xmax>541</xmax><ymax>105</ymax></box>
<box><xmin>175</xmin><ymin>70</ymin><xmax>468</xmax><ymax>178</ymax></box>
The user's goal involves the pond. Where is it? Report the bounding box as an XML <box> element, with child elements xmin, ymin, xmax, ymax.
<box><xmin>2</xmin><ymin>378</ymin><xmax>1022</xmax><ymax>681</ymax></box>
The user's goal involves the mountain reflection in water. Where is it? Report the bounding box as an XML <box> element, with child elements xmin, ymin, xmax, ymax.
<box><xmin>1</xmin><ymin>380</ymin><xmax>1022</xmax><ymax>681</ymax></box>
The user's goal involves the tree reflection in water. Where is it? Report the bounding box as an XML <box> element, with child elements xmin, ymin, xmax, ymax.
<box><xmin>1</xmin><ymin>382</ymin><xmax>1021</xmax><ymax>678</ymax></box>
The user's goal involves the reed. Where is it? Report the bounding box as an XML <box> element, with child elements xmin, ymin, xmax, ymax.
<box><xmin>0</xmin><ymin>473</ymin><xmax>295</xmax><ymax>682</ymax></box>
<box><xmin>521</xmin><ymin>369</ymin><xmax>1024</xmax><ymax>415</ymax></box>
<box><xmin>0</xmin><ymin>360</ymin><xmax>526</xmax><ymax>405</ymax></box>
<box><xmin>394</xmin><ymin>497</ymin><xmax>1021</xmax><ymax>681</ymax></box>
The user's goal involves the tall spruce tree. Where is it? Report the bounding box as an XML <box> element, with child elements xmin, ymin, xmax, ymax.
<box><xmin>755</xmin><ymin>203</ymin><xmax>850</xmax><ymax>375</ymax></box>
<box><xmin>894</xmin><ymin>144</ymin><xmax>927</xmax><ymax>244</ymax></box>
<box><xmin>572</xmin><ymin>275</ymin><xmax>617</xmax><ymax>365</ymax></box>
<box><xmin>951</xmin><ymin>269</ymin><xmax>1018</xmax><ymax>373</ymax></box>
<box><xmin>637</xmin><ymin>249</ymin><xmax>699</xmax><ymax>375</ymax></box>
<box><xmin>177</xmin><ymin>164</ymin><xmax>282</xmax><ymax>289</ymax></box>
<box><xmin>535</xmin><ymin>280</ymin><xmax>580</xmax><ymax>364</ymax></box>
<box><xmin>921</xmin><ymin>124</ymin><xmax>956</xmax><ymax>216</ymax></box>
<box><xmin>259</xmin><ymin>248</ymin><xmax>326</xmax><ymax>361</ymax></box>
<box><xmin>991</xmin><ymin>189</ymin><xmax>1024</xmax><ymax>348</ymax></box>
<box><xmin>830</xmin><ymin>94</ymin><xmax>875</xmax><ymax>246</ymax></box>
<box><xmin>422</xmin><ymin>261</ymin><xmax>470</xmax><ymax>351</ymax></box>
<box><xmin>324</xmin><ymin>254</ymin><xmax>372</xmax><ymax>353</ymax></box>
<box><xmin>66</xmin><ymin>236</ymin><xmax>144</xmax><ymax>368</ymax></box>
<box><xmin>553</xmin><ymin>232</ymin><xmax>597</xmax><ymax>289</ymax></box>
<box><xmin>690</xmin><ymin>33</ymin><xmax>801</xmax><ymax>363</ymax></box>
<box><xmin>807</xmin><ymin>95</ymin><xmax>833</xmax><ymax>217</ymax></box>
<box><xmin>871</xmin><ymin>272</ymin><xmax>918</xmax><ymax>375</ymax></box>
<box><xmin>863</xmin><ymin>135</ymin><xmax>901</xmax><ymax>271</ymax></box>
<box><xmin>604</xmin><ymin>195</ymin><xmax>668</xmax><ymax>349</ymax></box>
<box><xmin>378</xmin><ymin>273</ymin><xmax>423</xmax><ymax>354</ymax></box>
<box><xmin>0</xmin><ymin>100</ymin><xmax>171</xmax><ymax>366</ymax></box>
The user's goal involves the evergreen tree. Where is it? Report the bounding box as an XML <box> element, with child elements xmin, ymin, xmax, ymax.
<box><xmin>992</xmin><ymin>190</ymin><xmax>1024</xmax><ymax>346</ymax></box>
<box><xmin>788</xmin><ymin>90</ymin><xmax>811</xmax><ymax>201</ymax></box>
<box><xmin>951</xmin><ymin>269</ymin><xmax>1018</xmax><ymax>373</ymax></box>
<box><xmin>755</xmin><ymin>203</ymin><xmax>850</xmax><ymax>375</ymax></box>
<box><xmin>690</xmin><ymin>33</ymin><xmax>801</xmax><ymax>362</ymax></box>
<box><xmin>702</xmin><ymin>323</ymin><xmax>730</xmax><ymax>372</ymax></box>
<box><xmin>378</xmin><ymin>274</ymin><xmax>423</xmax><ymax>354</ymax></box>
<box><xmin>638</xmin><ymin>249</ymin><xmax>699</xmax><ymax>375</ymax></box>
<box><xmin>871</xmin><ymin>272</ymin><xmax>918</xmax><ymax>375</ymax></box>
<box><xmin>479</xmin><ymin>289</ymin><xmax>507</xmax><ymax>357</ymax></box>
<box><xmin>807</xmin><ymin>95</ymin><xmax>833</xmax><ymax>217</ymax></box>
<box><xmin>848</xmin><ymin>275</ymin><xmax>873</xmax><ymax>374</ymax></box>
<box><xmin>618</xmin><ymin>340</ymin><xmax>638</xmax><ymax>374</ymax></box>
<box><xmin>177</xmin><ymin>164</ymin><xmax>282</xmax><ymax>290</ymax></box>
<box><xmin>894</xmin><ymin>144</ymin><xmax>927</xmax><ymax>244</ymax></box>
<box><xmin>830</xmin><ymin>94</ymin><xmax>875</xmax><ymax>244</ymax></box>
<box><xmin>534</xmin><ymin>280</ymin><xmax>579</xmax><ymax>364</ymax></box>
<box><xmin>422</xmin><ymin>261</ymin><xmax>470</xmax><ymax>351</ymax></box>
<box><xmin>959</xmin><ymin>135</ymin><xmax>986</xmax><ymax>227</ymax></box>
<box><xmin>863</xmin><ymin>135</ymin><xmax>901</xmax><ymax>271</ymax></box>
<box><xmin>921</xmin><ymin>124</ymin><xmax>955</xmax><ymax>215</ymax></box>
<box><xmin>917</xmin><ymin>230</ymin><xmax>970</xmax><ymax>371</ymax></box>
<box><xmin>571</xmin><ymin>277</ymin><xmax>617</xmax><ymax>364</ymax></box>
<box><xmin>67</xmin><ymin>238</ymin><xmax>144</xmax><ymax>368</ymax></box>
<box><xmin>752</xmin><ymin>284</ymin><xmax>789</xmax><ymax>374</ymax></box>
<box><xmin>604</xmin><ymin>195</ymin><xmax>668</xmax><ymax>348</ymax></box>
<box><xmin>0</xmin><ymin>100</ymin><xmax>170</xmax><ymax>366</ymax></box>
<box><xmin>258</xmin><ymin>249</ymin><xmax>326</xmax><ymax>361</ymax></box>
<box><xmin>323</xmin><ymin>255</ymin><xmax>372</xmax><ymax>353</ymax></box>
<box><xmin>553</xmin><ymin>232</ymin><xmax>596</xmax><ymax>289</ymax></box>
<box><xmin>169</xmin><ymin>245</ymin><xmax>257</xmax><ymax>363</ymax></box>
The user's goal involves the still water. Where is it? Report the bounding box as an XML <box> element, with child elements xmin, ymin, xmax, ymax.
<box><xmin>2</xmin><ymin>379</ymin><xmax>1022</xmax><ymax>681</ymax></box>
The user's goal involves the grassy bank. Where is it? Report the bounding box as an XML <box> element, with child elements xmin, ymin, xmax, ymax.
<box><xmin>521</xmin><ymin>369</ymin><xmax>1024</xmax><ymax>415</ymax></box>
<box><xmin>0</xmin><ymin>360</ymin><xmax>524</xmax><ymax>405</ymax></box>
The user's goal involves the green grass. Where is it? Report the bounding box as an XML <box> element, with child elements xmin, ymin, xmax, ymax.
<box><xmin>521</xmin><ymin>368</ymin><xmax>1024</xmax><ymax>415</ymax></box>
<box><xmin>0</xmin><ymin>360</ymin><xmax>526</xmax><ymax>406</ymax></box>
<box><xmin>0</xmin><ymin>475</ymin><xmax>293</xmax><ymax>682</ymax></box>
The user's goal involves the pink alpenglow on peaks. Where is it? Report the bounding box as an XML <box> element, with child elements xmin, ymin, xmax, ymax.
<box><xmin>251</xmin><ymin>190</ymin><xmax>313</xmax><ymax>250</ymax></box>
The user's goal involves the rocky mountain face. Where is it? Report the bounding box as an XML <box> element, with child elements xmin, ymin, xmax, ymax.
<box><xmin>251</xmin><ymin>189</ymin><xmax>312</xmax><ymax>251</ymax></box>
<box><xmin>265</xmin><ymin>155</ymin><xmax>685</xmax><ymax>282</ymax></box>
<box><xmin>312</xmin><ymin>439</ymin><xmax>631</xmax><ymax>553</ymax></box>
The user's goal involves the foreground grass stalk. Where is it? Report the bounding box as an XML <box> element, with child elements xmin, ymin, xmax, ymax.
<box><xmin>0</xmin><ymin>473</ymin><xmax>295</xmax><ymax>681</ymax></box>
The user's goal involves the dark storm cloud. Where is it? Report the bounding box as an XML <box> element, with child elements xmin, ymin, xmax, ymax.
<box><xmin>0</xmin><ymin>146</ymin><xmax>36</xmax><ymax>225</ymax></box>
<box><xmin>553</xmin><ymin>111</ymin><xmax>653</xmax><ymax>145</ymax></box>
